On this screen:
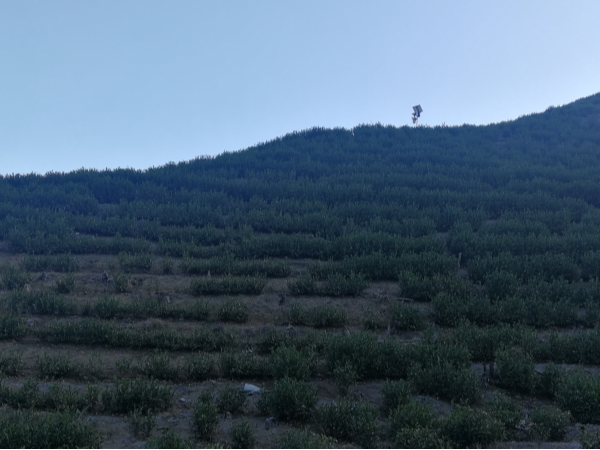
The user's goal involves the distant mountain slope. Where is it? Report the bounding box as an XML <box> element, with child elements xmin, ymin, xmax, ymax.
<box><xmin>1</xmin><ymin>92</ymin><xmax>600</xmax><ymax>259</ymax></box>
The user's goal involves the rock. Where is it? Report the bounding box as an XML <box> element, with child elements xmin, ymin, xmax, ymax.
<box><xmin>243</xmin><ymin>384</ymin><xmax>261</xmax><ymax>395</ymax></box>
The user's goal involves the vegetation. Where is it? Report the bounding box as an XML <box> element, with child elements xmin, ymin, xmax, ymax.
<box><xmin>0</xmin><ymin>93</ymin><xmax>600</xmax><ymax>447</ymax></box>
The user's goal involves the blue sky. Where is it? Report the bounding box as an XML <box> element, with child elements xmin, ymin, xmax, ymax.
<box><xmin>1</xmin><ymin>0</ymin><xmax>599</xmax><ymax>175</ymax></box>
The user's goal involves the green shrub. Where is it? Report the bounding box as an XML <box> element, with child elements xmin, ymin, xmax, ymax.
<box><xmin>113</xmin><ymin>272</ymin><xmax>130</xmax><ymax>293</ymax></box>
<box><xmin>256</xmin><ymin>326</ymin><xmax>290</xmax><ymax>354</ymax></box>
<box><xmin>488</xmin><ymin>393</ymin><xmax>522</xmax><ymax>439</ymax></box>
<box><xmin>218</xmin><ymin>299</ymin><xmax>249</xmax><ymax>323</ymax></box>
<box><xmin>101</xmin><ymin>378</ymin><xmax>173</xmax><ymax>414</ymax></box>
<box><xmin>411</xmin><ymin>363</ymin><xmax>480</xmax><ymax>405</ymax></box>
<box><xmin>495</xmin><ymin>347</ymin><xmax>536</xmax><ymax>394</ymax></box>
<box><xmin>91</xmin><ymin>296</ymin><xmax>122</xmax><ymax>319</ymax></box>
<box><xmin>0</xmin><ymin>410</ymin><xmax>102</xmax><ymax>448</ymax></box>
<box><xmin>390</xmin><ymin>401</ymin><xmax>437</xmax><ymax>435</ymax></box>
<box><xmin>333</xmin><ymin>362</ymin><xmax>357</xmax><ymax>397</ymax></box>
<box><xmin>119</xmin><ymin>252</ymin><xmax>154</xmax><ymax>272</ymax></box>
<box><xmin>161</xmin><ymin>256</ymin><xmax>174</xmax><ymax>274</ymax></box>
<box><xmin>309</xmin><ymin>304</ymin><xmax>348</xmax><ymax>328</ymax></box>
<box><xmin>21</xmin><ymin>254</ymin><xmax>80</xmax><ymax>273</ymax></box>
<box><xmin>288</xmin><ymin>303</ymin><xmax>308</xmax><ymax>325</ymax></box>
<box><xmin>220</xmin><ymin>352</ymin><xmax>268</xmax><ymax>379</ymax></box>
<box><xmin>389</xmin><ymin>302</ymin><xmax>425</xmax><ymax>331</ymax></box>
<box><xmin>230</xmin><ymin>418</ymin><xmax>256</xmax><ymax>449</ymax></box>
<box><xmin>485</xmin><ymin>270</ymin><xmax>519</xmax><ymax>302</ymax></box>
<box><xmin>431</xmin><ymin>293</ymin><xmax>469</xmax><ymax>327</ymax></box>
<box><xmin>315</xmin><ymin>399</ymin><xmax>380</xmax><ymax>448</ymax></box>
<box><xmin>192</xmin><ymin>392</ymin><xmax>219</xmax><ymax>441</ymax></box>
<box><xmin>36</xmin><ymin>352</ymin><xmax>78</xmax><ymax>379</ymax></box>
<box><xmin>555</xmin><ymin>371</ymin><xmax>600</xmax><ymax>423</ymax></box>
<box><xmin>363</xmin><ymin>310</ymin><xmax>385</xmax><ymax>331</ymax></box>
<box><xmin>142</xmin><ymin>352</ymin><xmax>179</xmax><ymax>381</ymax></box>
<box><xmin>185</xmin><ymin>354</ymin><xmax>215</xmax><ymax>381</ymax></box>
<box><xmin>270</xmin><ymin>346</ymin><xmax>316</xmax><ymax>380</ymax></box>
<box><xmin>145</xmin><ymin>429</ymin><xmax>193</xmax><ymax>449</ymax></box>
<box><xmin>258</xmin><ymin>377</ymin><xmax>317</xmax><ymax>422</ymax></box>
<box><xmin>54</xmin><ymin>274</ymin><xmax>76</xmax><ymax>294</ymax></box>
<box><xmin>321</xmin><ymin>272</ymin><xmax>368</xmax><ymax>297</ymax></box>
<box><xmin>128</xmin><ymin>408</ymin><xmax>157</xmax><ymax>439</ymax></box>
<box><xmin>0</xmin><ymin>350</ymin><xmax>23</xmax><ymax>376</ymax></box>
<box><xmin>530</xmin><ymin>405</ymin><xmax>571</xmax><ymax>441</ymax></box>
<box><xmin>287</xmin><ymin>275</ymin><xmax>317</xmax><ymax>296</ymax></box>
<box><xmin>440</xmin><ymin>405</ymin><xmax>504</xmax><ymax>448</ymax></box>
<box><xmin>382</xmin><ymin>380</ymin><xmax>411</xmax><ymax>415</ymax></box>
<box><xmin>394</xmin><ymin>427</ymin><xmax>448</xmax><ymax>449</ymax></box>
<box><xmin>1</xmin><ymin>264</ymin><xmax>32</xmax><ymax>290</ymax></box>
<box><xmin>537</xmin><ymin>363</ymin><xmax>565</xmax><ymax>399</ymax></box>
<box><xmin>326</xmin><ymin>332</ymin><xmax>380</xmax><ymax>380</ymax></box>
<box><xmin>580</xmin><ymin>430</ymin><xmax>600</xmax><ymax>449</ymax></box>
<box><xmin>190</xmin><ymin>276</ymin><xmax>266</xmax><ymax>296</ymax></box>
<box><xmin>277</xmin><ymin>429</ymin><xmax>337</xmax><ymax>449</ymax></box>
<box><xmin>186</xmin><ymin>300</ymin><xmax>211</xmax><ymax>321</ymax></box>
<box><xmin>9</xmin><ymin>291</ymin><xmax>75</xmax><ymax>315</ymax></box>
<box><xmin>216</xmin><ymin>384</ymin><xmax>247</xmax><ymax>414</ymax></box>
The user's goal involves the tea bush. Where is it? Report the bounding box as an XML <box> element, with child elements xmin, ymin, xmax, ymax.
<box><xmin>390</xmin><ymin>400</ymin><xmax>437</xmax><ymax>434</ymax></box>
<box><xmin>36</xmin><ymin>352</ymin><xmax>78</xmax><ymax>379</ymax></box>
<box><xmin>118</xmin><ymin>252</ymin><xmax>154</xmax><ymax>272</ymax></box>
<box><xmin>0</xmin><ymin>350</ymin><xmax>23</xmax><ymax>376</ymax></box>
<box><xmin>488</xmin><ymin>393</ymin><xmax>522</xmax><ymax>439</ymax></box>
<box><xmin>326</xmin><ymin>332</ymin><xmax>380</xmax><ymax>380</ymax></box>
<box><xmin>218</xmin><ymin>298</ymin><xmax>249</xmax><ymax>323</ymax></box>
<box><xmin>20</xmin><ymin>254</ymin><xmax>80</xmax><ymax>273</ymax></box>
<box><xmin>216</xmin><ymin>384</ymin><xmax>247</xmax><ymax>414</ymax></box>
<box><xmin>389</xmin><ymin>301</ymin><xmax>425</xmax><ymax>331</ymax></box>
<box><xmin>101</xmin><ymin>378</ymin><xmax>173</xmax><ymax>414</ymax></box>
<box><xmin>185</xmin><ymin>353</ymin><xmax>215</xmax><ymax>381</ymax></box>
<box><xmin>269</xmin><ymin>346</ymin><xmax>316</xmax><ymax>381</ymax></box>
<box><xmin>145</xmin><ymin>429</ymin><xmax>193</xmax><ymax>449</ymax></box>
<box><xmin>393</xmin><ymin>427</ymin><xmax>449</xmax><ymax>449</ymax></box>
<box><xmin>9</xmin><ymin>290</ymin><xmax>75</xmax><ymax>315</ymax></box>
<box><xmin>230</xmin><ymin>418</ymin><xmax>256</xmax><ymax>449</ymax></box>
<box><xmin>128</xmin><ymin>408</ymin><xmax>157</xmax><ymax>439</ymax></box>
<box><xmin>190</xmin><ymin>275</ymin><xmax>266</xmax><ymax>295</ymax></box>
<box><xmin>192</xmin><ymin>392</ymin><xmax>219</xmax><ymax>441</ymax></box>
<box><xmin>555</xmin><ymin>371</ymin><xmax>600</xmax><ymax>423</ymax></box>
<box><xmin>258</xmin><ymin>377</ymin><xmax>317</xmax><ymax>422</ymax></box>
<box><xmin>309</xmin><ymin>304</ymin><xmax>348</xmax><ymax>328</ymax></box>
<box><xmin>495</xmin><ymin>347</ymin><xmax>537</xmax><ymax>394</ymax></box>
<box><xmin>220</xmin><ymin>352</ymin><xmax>268</xmax><ymax>379</ymax></box>
<box><xmin>332</xmin><ymin>362</ymin><xmax>357</xmax><ymax>396</ymax></box>
<box><xmin>537</xmin><ymin>363</ymin><xmax>565</xmax><ymax>399</ymax></box>
<box><xmin>142</xmin><ymin>352</ymin><xmax>179</xmax><ymax>381</ymax></box>
<box><xmin>0</xmin><ymin>410</ymin><xmax>102</xmax><ymax>448</ymax></box>
<box><xmin>440</xmin><ymin>405</ymin><xmax>504</xmax><ymax>448</ymax></box>
<box><xmin>530</xmin><ymin>405</ymin><xmax>572</xmax><ymax>441</ymax></box>
<box><xmin>113</xmin><ymin>272</ymin><xmax>130</xmax><ymax>293</ymax></box>
<box><xmin>411</xmin><ymin>362</ymin><xmax>480</xmax><ymax>405</ymax></box>
<box><xmin>1</xmin><ymin>264</ymin><xmax>32</xmax><ymax>290</ymax></box>
<box><xmin>0</xmin><ymin>314</ymin><xmax>27</xmax><ymax>340</ymax></box>
<box><xmin>54</xmin><ymin>274</ymin><xmax>76</xmax><ymax>294</ymax></box>
<box><xmin>382</xmin><ymin>380</ymin><xmax>411</xmax><ymax>415</ymax></box>
<box><xmin>315</xmin><ymin>399</ymin><xmax>380</xmax><ymax>448</ymax></box>
<box><xmin>277</xmin><ymin>429</ymin><xmax>337</xmax><ymax>449</ymax></box>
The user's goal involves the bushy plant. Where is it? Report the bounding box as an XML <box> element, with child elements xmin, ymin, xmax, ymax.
<box><xmin>390</xmin><ymin>401</ymin><xmax>437</xmax><ymax>434</ymax></box>
<box><xmin>277</xmin><ymin>429</ymin><xmax>337</xmax><ymax>449</ymax></box>
<box><xmin>190</xmin><ymin>276</ymin><xmax>266</xmax><ymax>296</ymax></box>
<box><xmin>394</xmin><ymin>427</ymin><xmax>448</xmax><ymax>449</ymax></box>
<box><xmin>258</xmin><ymin>377</ymin><xmax>317</xmax><ymax>422</ymax></box>
<box><xmin>54</xmin><ymin>274</ymin><xmax>76</xmax><ymax>294</ymax></box>
<box><xmin>488</xmin><ymin>393</ymin><xmax>522</xmax><ymax>439</ymax></box>
<box><xmin>537</xmin><ymin>362</ymin><xmax>565</xmax><ymax>399</ymax></box>
<box><xmin>220</xmin><ymin>352</ymin><xmax>268</xmax><ymax>379</ymax></box>
<box><xmin>555</xmin><ymin>370</ymin><xmax>600</xmax><ymax>423</ymax></box>
<box><xmin>218</xmin><ymin>298</ymin><xmax>249</xmax><ymax>323</ymax></box>
<box><xmin>495</xmin><ymin>347</ymin><xmax>536</xmax><ymax>394</ymax></box>
<box><xmin>485</xmin><ymin>270</ymin><xmax>519</xmax><ymax>302</ymax></box>
<box><xmin>101</xmin><ymin>378</ymin><xmax>173</xmax><ymax>414</ymax></box>
<box><xmin>0</xmin><ymin>410</ymin><xmax>102</xmax><ymax>448</ymax></box>
<box><xmin>431</xmin><ymin>293</ymin><xmax>469</xmax><ymax>327</ymax></box>
<box><xmin>36</xmin><ymin>352</ymin><xmax>78</xmax><ymax>379</ymax></box>
<box><xmin>0</xmin><ymin>350</ymin><xmax>23</xmax><ymax>376</ymax></box>
<box><xmin>128</xmin><ymin>408</ymin><xmax>157</xmax><ymax>439</ymax></box>
<box><xmin>411</xmin><ymin>363</ymin><xmax>481</xmax><ymax>405</ymax></box>
<box><xmin>530</xmin><ymin>405</ymin><xmax>572</xmax><ymax>441</ymax></box>
<box><xmin>382</xmin><ymin>379</ymin><xmax>411</xmax><ymax>415</ymax></box>
<box><xmin>113</xmin><ymin>272</ymin><xmax>130</xmax><ymax>293</ymax></box>
<box><xmin>288</xmin><ymin>303</ymin><xmax>308</xmax><ymax>325</ymax></box>
<box><xmin>309</xmin><ymin>304</ymin><xmax>348</xmax><ymax>328</ymax></box>
<box><xmin>91</xmin><ymin>296</ymin><xmax>122</xmax><ymax>319</ymax></box>
<box><xmin>192</xmin><ymin>392</ymin><xmax>219</xmax><ymax>441</ymax></box>
<box><xmin>216</xmin><ymin>384</ymin><xmax>247</xmax><ymax>414</ymax></box>
<box><xmin>440</xmin><ymin>405</ymin><xmax>504</xmax><ymax>448</ymax></box>
<box><xmin>326</xmin><ymin>332</ymin><xmax>380</xmax><ymax>380</ymax></box>
<box><xmin>145</xmin><ymin>429</ymin><xmax>193</xmax><ymax>449</ymax></box>
<box><xmin>118</xmin><ymin>252</ymin><xmax>154</xmax><ymax>272</ymax></box>
<box><xmin>185</xmin><ymin>353</ymin><xmax>215</xmax><ymax>381</ymax></box>
<box><xmin>1</xmin><ymin>264</ymin><xmax>32</xmax><ymax>290</ymax></box>
<box><xmin>389</xmin><ymin>301</ymin><xmax>425</xmax><ymax>331</ymax></box>
<box><xmin>142</xmin><ymin>352</ymin><xmax>179</xmax><ymax>381</ymax></box>
<box><xmin>315</xmin><ymin>399</ymin><xmax>380</xmax><ymax>448</ymax></box>
<box><xmin>269</xmin><ymin>346</ymin><xmax>316</xmax><ymax>380</ymax></box>
<box><xmin>333</xmin><ymin>362</ymin><xmax>357</xmax><ymax>397</ymax></box>
<box><xmin>230</xmin><ymin>418</ymin><xmax>256</xmax><ymax>449</ymax></box>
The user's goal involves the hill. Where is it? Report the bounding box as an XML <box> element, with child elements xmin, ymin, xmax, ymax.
<box><xmin>0</xmin><ymin>92</ymin><xmax>600</xmax><ymax>448</ymax></box>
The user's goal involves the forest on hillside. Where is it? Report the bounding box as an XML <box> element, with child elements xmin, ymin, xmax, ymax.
<box><xmin>0</xmin><ymin>93</ymin><xmax>600</xmax><ymax>448</ymax></box>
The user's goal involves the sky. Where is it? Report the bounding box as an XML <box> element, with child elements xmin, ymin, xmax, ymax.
<box><xmin>1</xmin><ymin>0</ymin><xmax>599</xmax><ymax>176</ymax></box>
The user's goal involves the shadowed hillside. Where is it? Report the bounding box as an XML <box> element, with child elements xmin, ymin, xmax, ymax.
<box><xmin>1</xmin><ymin>93</ymin><xmax>600</xmax><ymax>448</ymax></box>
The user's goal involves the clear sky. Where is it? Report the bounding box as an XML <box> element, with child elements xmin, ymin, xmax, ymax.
<box><xmin>1</xmin><ymin>0</ymin><xmax>599</xmax><ymax>175</ymax></box>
